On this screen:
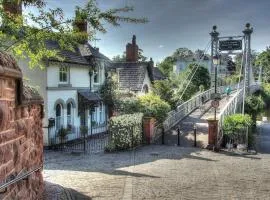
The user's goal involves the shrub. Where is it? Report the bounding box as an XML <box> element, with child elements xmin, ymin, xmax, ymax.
<box><xmin>115</xmin><ymin>97</ymin><xmax>140</xmax><ymax>114</ymax></box>
<box><xmin>138</xmin><ymin>93</ymin><xmax>171</xmax><ymax>123</ymax></box>
<box><xmin>223</xmin><ymin>114</ymin><xmax>253</xmax><ymax>136</ymax></box>
<box><xmin>80</xmin><ymin>126</ymin><xmax>88</xmax><ymax>136</ymax></box>
<box><xmin>58</xmin><ymin>128</ymin><xmax>69</xmax><ymax>140</ymax></box>
<box><xmin>245</xmin><ymin>95</ymin><xmax>265</xmax><ymax>125</ymax></box>
<box><xmin>223</xmin><ymin>114</ymin><xmax>253</xmax><ymax>147</ymax></box>
<box><xmin>106</xmin><ymin>113</ymin><xmax>143</xmax><ymax>151</ymax></box>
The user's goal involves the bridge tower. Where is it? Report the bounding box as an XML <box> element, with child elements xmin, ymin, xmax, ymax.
<box><xmin>243</xmin><ymin>23</ymin><xmax>253</xmax><ymax>95</ymax></box>
<box><xmin>210</xmin><ymin>26</ymin><xmax>219</xmax><ymax>89</ymax></box>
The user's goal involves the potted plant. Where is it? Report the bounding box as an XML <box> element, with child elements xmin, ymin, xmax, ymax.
<box><xmin>91</xmin><ymin>121</ymin><xmax>97</xmax><ymax>128</ymax></box>
<box><xmin>58</xmin><ymin>127</ymin><xmax>69</xmax><ymax>143</ymax></box>
<box><xmin>80</xmin><ymin>125</ymin><xmax>88</xmax><ymax>137</ymax></box>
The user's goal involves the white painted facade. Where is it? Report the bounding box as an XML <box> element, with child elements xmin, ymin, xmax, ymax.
<box><xmin>46</xmin><ymin>61</ymin><xmax>107</xmax><ymax>140</ymax></box>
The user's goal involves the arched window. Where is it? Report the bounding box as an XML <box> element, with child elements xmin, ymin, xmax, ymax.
<box><xmin>55</xmin><ymin>104</ymin><xmax>63</xmax><ymax>129</ymax></box>
<box><xmin>67</xmin><ymin>102</ymin><xmax>74</xmax><ymax>126</ymax></box>
<box><xmin>59</xmin><ymin>66</ymin><xmax>68</xmax><ymax>83</ymax></box>
<box><xmin>142</xmin><ymin>84</ymin><xmax>149</xmax><ymax>94</ymax></box>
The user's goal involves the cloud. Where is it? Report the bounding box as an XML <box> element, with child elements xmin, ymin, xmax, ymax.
<box><xmin>159</xmin><ymin>45</ymin><xmax>164</xmax><ymax>48</ymax></box>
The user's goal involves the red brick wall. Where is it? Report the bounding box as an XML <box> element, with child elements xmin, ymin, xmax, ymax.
<box><xmin>0</xmin><ymin>76</ymin><xmax>44</xmax><ymax>199</ymax></box>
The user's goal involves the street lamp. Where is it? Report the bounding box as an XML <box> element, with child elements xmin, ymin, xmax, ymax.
<box><xmin>212</xmin><ymin>54</ymin><xmax>220</xmax><ymax>120</ymax></box>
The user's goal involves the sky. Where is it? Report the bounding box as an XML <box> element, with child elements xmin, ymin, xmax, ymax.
<box><xmin>32</xmin><ymin>0</ymin><xmax>270</xmax><ymax>63</ymax></box>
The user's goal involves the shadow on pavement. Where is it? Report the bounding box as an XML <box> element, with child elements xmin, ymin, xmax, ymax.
<box><xmin>44</xmin><ymin>145</ymin><xmax>209</xmax><ymax>177</ymax></box>
<box><xmin>44</xmin><ymin>181</ymin><xmax>92</xmax><ymax>200</ymax></box>
<box><xmin>218</xmin><ymin>150</ymin><xmax>261</xmax><ymax>160</ymax></box>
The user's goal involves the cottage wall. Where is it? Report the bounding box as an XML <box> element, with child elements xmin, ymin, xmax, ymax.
<box><xmin>0</xmin><ymin>54</ymin><xmax>44</xmax><ymax>200</ymax></box>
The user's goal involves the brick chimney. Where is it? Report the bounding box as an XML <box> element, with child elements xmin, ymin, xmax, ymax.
<box><xmin>126</xmin><ymin>35</ymin><xmax>139</xmax><ymax>62</ymax></box>
<box><xmin>2</xmin><ymin>0</ymin><xmax>22</xmax><ymax>16</ymax></box>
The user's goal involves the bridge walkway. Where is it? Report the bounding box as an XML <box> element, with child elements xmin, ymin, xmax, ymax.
<box><xmin>162</xmin><ymin>92</ymin><xmax>239</xmax><ymax>148</ymax></box>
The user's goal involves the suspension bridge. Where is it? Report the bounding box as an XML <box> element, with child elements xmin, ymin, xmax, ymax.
<box><xmin>154</xmin><ymin>23</ymin><xmax>261</xmax><ymax>149</ymax></box>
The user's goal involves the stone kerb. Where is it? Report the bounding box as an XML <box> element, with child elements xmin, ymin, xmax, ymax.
<box><xmin>0</xmin><ymin>51</ymin><xmax>44</xmax><ymax>200</ymax></box>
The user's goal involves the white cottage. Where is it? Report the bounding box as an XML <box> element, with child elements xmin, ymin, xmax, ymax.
<box><xmin>45</xmin><ymin>41</ymin><xmax>110</xmax><ymax>142</ymax></box>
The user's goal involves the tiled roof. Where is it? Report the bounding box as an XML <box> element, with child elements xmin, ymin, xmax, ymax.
<box><xmin>45</xmin><ymin>40</ymin><xmax>110</xmax><ymax>65</ymax></box>
<box><xmin>112</xmin><ymin>62</ymin><xmax>149</xmax><ymax>91</ymax></box>
<box><xmin>22</xmin><ymin>84</ymin><xmax>43</xmax><ymax>104</ymax></box>
<box><xmin>78</xmin><ymin>89</ymin><xmax>102</xmax><ymax>102</ymax></box>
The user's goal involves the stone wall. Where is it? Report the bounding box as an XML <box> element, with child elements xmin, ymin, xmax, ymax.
<box><xmin>0</xmin><ymin>52</ymin><xmax>44</xmax><ymax>200</ymax></box>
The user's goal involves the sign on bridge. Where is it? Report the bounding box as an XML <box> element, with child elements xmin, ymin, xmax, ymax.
<box><xmin>219</xmin><ymin>40</ymin><xmax>242</xmax><ymax>51</ymax></box>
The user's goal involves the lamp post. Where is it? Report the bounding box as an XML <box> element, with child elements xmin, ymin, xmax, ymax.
<box><xmin>212</xmin><ymin>55</ymin><xmax>220</xmax><ymax>120</ymax></box>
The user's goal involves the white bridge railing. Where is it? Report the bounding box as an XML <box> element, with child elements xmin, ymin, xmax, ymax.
<box><xmin>163</xmin><ymin>84</ymin><xmax>242</xmax><ymax>132</ymax></box>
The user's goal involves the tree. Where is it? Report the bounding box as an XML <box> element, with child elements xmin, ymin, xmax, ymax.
<box><xmin>153</xmin><ymin>79</ymin><xmax>176</xmax><ymax>109</ymax></box>
<box><xmin>172</xmin><ymin>47</ymin><xmax>194</xmax><ymax>61</ymax></box>
<box><xmin>245</xmin><ymin>94</ymin><xmax>265</xmax><ymax>126</ymax></box>
<box><xmin>255</xmin><ymin>47</ymin><xmax>270</xmax><ymax>82</ymax></box>
<box><xmin>172</xmin><ymin>63</ymin><xmax>210</xmax><ymax>103</ymax></box>
<box><xmin>157</xmin><ymin>56</ymin><xmax>175</xmax><ymax>77</ymax></box>
<box><xmin>0</xmin><ymin>0</ymin><xmax>147</xmax><ymax>68</ymax></box>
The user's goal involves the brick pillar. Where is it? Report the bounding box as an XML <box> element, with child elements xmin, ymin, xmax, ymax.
<box><xmin>0</xmin><ymin>52</ymin><xmax>44</xmax><ymax>200</ymax></box>
<box><xmin>143</xmin><ymin>117</ymin><xmax>155</xmax><ymax>144</ymax></box>
<box><xmin>207</xmin><ymin>119</ymin><xmax>218</xmax><ymax>149</ymax></box>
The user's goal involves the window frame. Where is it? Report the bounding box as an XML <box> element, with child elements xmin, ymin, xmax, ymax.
<box><xmin>59</xmin><ymin>66</ymin><xmax>68</xmax><ymax>83</ymax></box>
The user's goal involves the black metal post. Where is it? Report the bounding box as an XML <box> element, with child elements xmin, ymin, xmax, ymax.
<box><xmin>194</xmin><ymin>125</ymin><xmax>197</xmax><ymax>147</ymax></box>
<box><xmin>214</xmin><ymin>64</ymin><xmax>217</xmax><ymax>120</ymax></box>
<box><xmin>177</xmin><ymin>127</ymin><xmax>180</xmax><ymax>146</ymax></box>
<box><xmin>83</xmin><ymin>128</ymin><xmax>86</xmax><ymax>153</ymax></box>
<box><xmin>90</xmin><ymin>109</ymin><xmax>93</xmax><ymax>136</ymax></box>
<box><xmin>162</xmin><ymin>127</ymin><xmax>165</xmax><ymax>145</ymax></box>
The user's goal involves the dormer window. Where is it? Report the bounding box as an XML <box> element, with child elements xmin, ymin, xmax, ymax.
<box><xmin>59</xmin><ymin>66</ymin><xmax>68</xmax><ymax>83</ymax></box>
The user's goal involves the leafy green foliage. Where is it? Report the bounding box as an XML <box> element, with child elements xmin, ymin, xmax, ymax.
<box><xmin>153</xmin><ymin>80</ymin><xmax>176</xmax><ymax>109</ymax></box>
<box><xmin>0</xmin><ymin>0</ymin><xmax>147</xmax><ymax>68</ymax></box>
<box><xmin>256</xmin><ymin>47</ymin><xmax>270</xmax><ymax>82</ymax></box>
<box><xmin>116</xmin><ymin>93</ymin><xmax>170</xmax><ymax>123</ymax></box>
<box><xmin>223</xmin><ymin>114</ymin><xmax>253</xmax><ymax>136</ymax></box>
<box><xmin>245</xmin><ymin>95</ymin><xmax>265</xmax><ymax>124</ymax></box>
<box><xmin>173</xmin><ymin>63</ymin><xmax>210</xmax><ymax>103</ymax></box>
<box><xmin>99</xmin><ymin>75</ymin><xmax>118</xmax><ymax>117</ymax></box>
<box><xmin>157</xmin><ymin>56</ymin><xmax>175</xmax><ymax>77</ymax></box>
<box><xmin>138</xmin><ymin>93</ymin><xmax>171</xmax><ymax>123</ymax></box>
<box><xmin>106</xmin><ymin>113</ymin><xmax>143</xmax><ymax>151</ymax></box>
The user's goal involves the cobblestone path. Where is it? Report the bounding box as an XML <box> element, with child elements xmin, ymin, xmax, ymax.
<box><xmin>44</xmin><ymin>145</ymin><xmax>270</xmax><ymax>199</ymax></box>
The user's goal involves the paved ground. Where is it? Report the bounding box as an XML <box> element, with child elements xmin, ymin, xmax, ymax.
<box><xmin>163</xmin><ymin>93</ymin><xmax>237</xmax><ymax>148</ymax></box>
<box><xmin>257</xmin><ymin>122</ymin><xmax>270</xmax><ymax>153</ymax></box>
<box><xmin>44</xmin><ymin>142</ymin><xmax>270</xmax><ymax>200</ymax></box>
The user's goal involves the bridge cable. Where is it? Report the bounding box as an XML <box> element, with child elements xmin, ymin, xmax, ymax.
<box><xmin>234</xmin><ymin>42</ymin><xmax>245</xmax><ymax>113</ymax></box>
<box><xmin>178</xmin><ymin>40</ymin><xmax>211</xmax><ymax>102</ymax></box>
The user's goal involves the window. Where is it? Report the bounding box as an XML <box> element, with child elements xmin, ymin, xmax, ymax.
<box><xmin>143</xmin><ymin>84</ymin><xmax>149</xmax><ymax>94</ymax></box>
<box><xmin>55</xmin><ymin>104</ymin><xmax>63</xmax><ymax>129</ymax></box>
<box><xmin>67</xmin><ymin>102</ymin><xmax>74</xmax><ymax>126</ymax></box>
<box><xmin>94</xmin><ymin>66</ymin><xmax>99</xmax><ymax>83</ymax></box>
<box><xmin>99</xmin><ymin>104</ymin><xmax>102</xmax><ymax>123</ymax></box>
<box><xmin>59</xmin><ymin>66</ymin><xmax>68</xmax><ymax>83</ymax></box>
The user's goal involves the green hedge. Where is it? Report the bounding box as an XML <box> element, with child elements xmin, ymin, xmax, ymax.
<box><xmin>106</xmin><ymin>113</ymin><xmax>143</xmax><ymax>152</ymax></box>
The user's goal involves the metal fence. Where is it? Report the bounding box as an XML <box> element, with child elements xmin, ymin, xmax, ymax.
<box><xmin>47</xmin><ymin>123</ymin><xmax>108</xmax><ymax>153</ymax></box>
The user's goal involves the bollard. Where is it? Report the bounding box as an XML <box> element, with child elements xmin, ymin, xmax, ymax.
<box><xmin>177</xmin><ymin>126</ymin><xmax>180</xmax><ymax>146</ymax></box>
<box><xmin>194</xmin><ymin>123</ymin><xmax>197</xmax><ymax>147</ymax></box>
<box><xmin>162</xmin><ymin>127</ymin><xmax>165</xmax><ymax>145</ymax></box>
